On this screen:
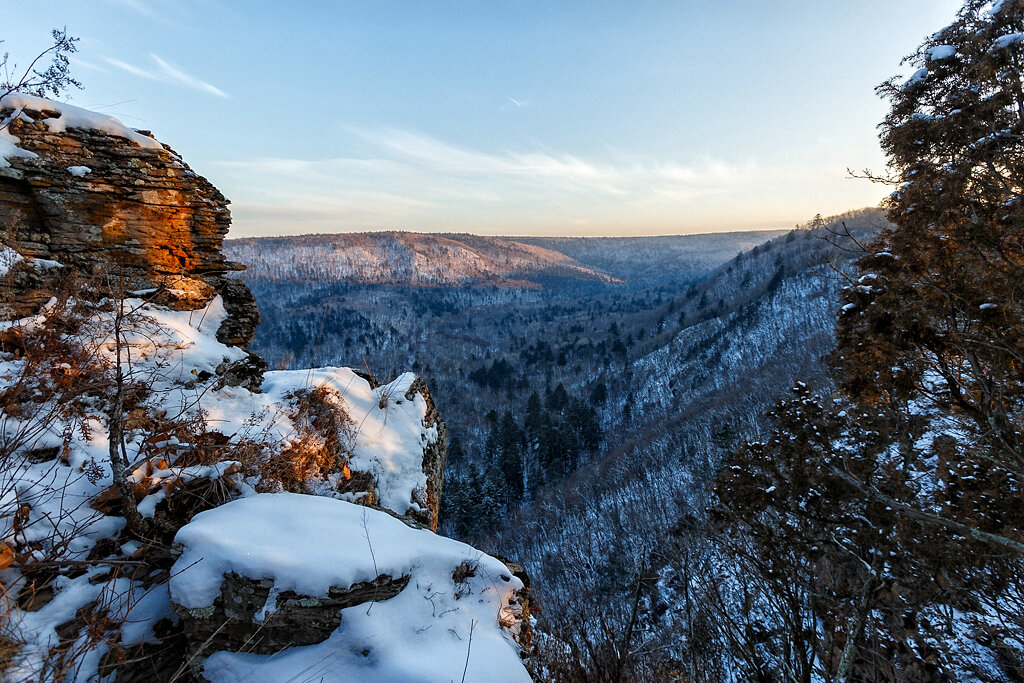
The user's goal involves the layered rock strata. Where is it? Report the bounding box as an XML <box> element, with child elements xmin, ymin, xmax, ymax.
<box><xmin>0</xmin><ymin>94</ymin><xmax>259</xmax><ymax>350</ymax></box>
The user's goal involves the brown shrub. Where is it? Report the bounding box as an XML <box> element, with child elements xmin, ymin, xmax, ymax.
<box><xmin>254</xmin><ymin>386</ymin><xmax>359</xmax><ymax>493</ymax></box>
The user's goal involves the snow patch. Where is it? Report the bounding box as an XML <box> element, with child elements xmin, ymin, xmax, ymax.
<box><xmin>927</xmin><ymin>45</ymin><xmax>956</xmax><ymax>60</ymax></box>
<box><xmin>0</xmin><ymin>246</ymin><xmax>24</xmax><ymax>276</ymax></box>
<box><xmin>994</xmin><ymin>32</ymin><xmax>1024</xmax><ymax>49</ymax></box>
<box><xmin>0</xmin><ymin>126</ymin><xmax>38</xmax><ymax>169</ymax></box>
<box><xmin>0</xmin><ymin>90</ymin><xmax>161</xmax><ymax>154</ymax></box>
<box><xmin>172</xmin><ymin>493</ymin><xmax>530</xmax><ymax>683</ymax></box>
<box><xmin>904</xmin><ymin>67</ymin><xmax>928</xmax><ymax>89</ymax></box>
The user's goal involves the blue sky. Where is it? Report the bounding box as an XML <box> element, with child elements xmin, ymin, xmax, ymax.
<box><xmin>8</xmin><ymin>0</ymin><xmax>963</xmax><ymax>237</ymax></box>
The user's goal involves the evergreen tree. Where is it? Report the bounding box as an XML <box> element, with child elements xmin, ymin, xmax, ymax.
<box><xmin>480</xmin><ymin>462</ymin><xmax>505</xmax><ymax>529</ymax></box>
<box><xmin>538</xmin><ymin>421</ymin><xmax>565</xmax><ymax>481</ymax></box>
<box><xmin>441</xmin><ymin>474</ymin><xmax>470</xmax><ymax>538</ymax></box>
<box><xmin>836</xmin><ymin>0</ymin><xmax>1024</xmax><ymax>557</ymax></box>
<box><xmin>566</xmin><ymin>398</ymin><xmax>602</xmax><ymax>454</ymax></box>
<box><xmin>712</xmin><ymin>2</ymin><xmax>1024</xmax><ymax>678</ymax></box>
<box><xmin>525</xmin><ymin>391</ymin><xmax>545</xmax><ymax>435</ymax></box>
<box><xmin>462</xmin><ymin>468</ymin><xmax>489</xmax><ymax>539</ymax></box>
<box><xmin>546</xmin><ymin>382</ymin><xmax>569</xmax><ymax>412</ymax></box>
<box><xmin>497</xmin><ymin>411</ymin><xmax>525</xmax><ymax>507</ymax></box>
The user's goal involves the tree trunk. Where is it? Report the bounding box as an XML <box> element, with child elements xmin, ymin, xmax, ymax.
<box><xmin>835</xmin><ymin>570</ymin><xmax>878</xmax><ymax>683</ymax></box>
<box><xmin>109</xmin><ymin>292</ymin><xmax>146</xmax><ymax>537</ymax></box>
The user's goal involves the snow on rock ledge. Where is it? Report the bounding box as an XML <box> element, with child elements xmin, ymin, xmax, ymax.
<box><xmin>253</xmin><ymin>367</ymin><xmax>448</xmax><ymax>529</ymax></box>
<box><xmin>171</xmin><ymin>493</ymin><xmax>531</xmax><ymax>683</ymax></box>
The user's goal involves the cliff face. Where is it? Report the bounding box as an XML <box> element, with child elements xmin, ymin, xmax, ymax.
<box><xmin>0</xmin><ymin>95</ymin><xmax>529</xmax><ymax>681</ymax></box>
<box><xmin>0</xmin><ymin>93</ymin><xmax>258</xmax><ymax>348</ymax></box>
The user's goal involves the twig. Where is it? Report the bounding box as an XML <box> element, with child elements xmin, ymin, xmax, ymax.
<box><xmin>361</xmin><ymin>508</ymin><xmax>380</xmax><ymax>615</ymax></box>
<box><xmin>460</xmin><ymin>619</ymin><xmax>476</xmax><ymax>683</ymax></box>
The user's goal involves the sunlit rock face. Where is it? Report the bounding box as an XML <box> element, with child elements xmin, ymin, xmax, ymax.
<box><xmin>0</xmin><ymin>95</ymin><xmax>259</xmax><ymax>349</ymax></box>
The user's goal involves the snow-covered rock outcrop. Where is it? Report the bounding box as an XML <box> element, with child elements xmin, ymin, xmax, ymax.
<box><xmin>171</xmin><ymin>493</ymin><xmax>530</xmax><ymax>683</ymax></box>
<box><xmin>0</xmin><ymin>92</ymin><xmax>263</xmax><ymax>387</ymax></box>
<box><xmin>0</xmin><ymin>94</ymin><xmax>239</xmax><ymax>283</ymax></box>
<box><xmin>0</xmin><ymin>96</ymin><xmax>528</xmax><ymax>681</ymax></box>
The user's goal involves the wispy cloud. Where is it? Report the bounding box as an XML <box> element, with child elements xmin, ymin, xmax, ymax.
<box><xmin>69</xmin><ymin>58</ymin><xmax>110</xmax><ymax>73</ymax></box>
<box><xmin>351</xmin><ymin>128</ymin><xmax>752</xmax><ymax>198</ymax></box>
<box><xmin>105</xmin><ymin>57</ymin><xmax>155</xmax><ymax>79</ymax></box>
<box><xmin>355</xmin><ymin>128</ymin><xmax>626</xmax><ymax>192</ymax></box>
<box><xmin>212</xmin><ymin>129</ymin><xmax>770</xmax><ymax>236</ymax></box>
<box><xmin>104</xmin><ymin>54</ymin><xmax>229</xmax><ymax>98</ymax></box>
<box><xmin>97</xmin><ymin>0</ymin><xmax>190</xmax><ymax>25</ymax></box>
<box><xmin>150</xmin><ymin>55</ymin><xmax>229</xmax><ymax>98</ymax></box>
<box><xmin>101</xmin><ymin>0</ymin><xmax>164</xmax><ymax>20</ymax></box>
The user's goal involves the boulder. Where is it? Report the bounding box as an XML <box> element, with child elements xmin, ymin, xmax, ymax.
<box><xmin>0</xmin><ymin>93</ymin><xmax>260</xmax><ymax>351</ymax></box>
<box><xmin>170</xmin><ymin>493</ymin><xmax>532</xmax><ymax>682</ymax></box>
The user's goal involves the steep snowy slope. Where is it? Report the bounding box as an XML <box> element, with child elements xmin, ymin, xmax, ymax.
<box><xmin>481</xmin><ymin>212</ymin><xmax>889</xmax><ymax>670</ymax></box>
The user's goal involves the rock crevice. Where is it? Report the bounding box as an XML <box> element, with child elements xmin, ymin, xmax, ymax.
<box><xmin>174</xmin><ymin>572</ymin><xmax>411</xmax><ymax>658</ymax></box>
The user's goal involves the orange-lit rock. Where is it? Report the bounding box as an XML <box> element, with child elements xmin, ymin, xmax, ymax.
<box><xmin>0</xmin><ymin>99</ymin><xmax>261</xmax><ymax>353</ymax></box>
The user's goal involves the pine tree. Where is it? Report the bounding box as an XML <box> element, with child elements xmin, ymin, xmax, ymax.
<box><xmin>711</xmin><ymin>2</ymin><xmax>1024</xmax><ymax>678</ymax></box>
<box><xmin>525</xmin><ymin>391</ymin><xmax>544</xmax><ymax>433</ymax></box>
<box><xmin>538</xmin><ymin>421</ymin><xmax>566</xmax><ymax>482</ymax></box>
<box><xmin>497</xmin><ymin>411</ymin><xmax>525</xmax><ymax>507</ymax></box>
<box><xmin>546</xmin><ymin>382</ymin><xmax>569</xmax><ymax>412</ymax></box>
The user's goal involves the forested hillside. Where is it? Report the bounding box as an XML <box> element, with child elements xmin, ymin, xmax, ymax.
<box><xmin>225</xmin><ymin>232</ymin><xmax>621</xmax><ymax>288</ymax></box>
<box><xmin>517</xmin><ymin>231</ymin><xmax>785</xmax><ymax>287</ymax></box>
<box><xmin>232</xmin><ymin>207</ymin><xmax>892</xmax><ymax>678</ymax></box>
<box><xmin>225</xmin><ymin>230</ymin><xmax>782</xmax><ymax>291</ymax></box>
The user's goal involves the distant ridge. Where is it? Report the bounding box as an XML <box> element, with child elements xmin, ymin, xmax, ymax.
<box><xmin>226</xmin><ymin>229</ymin><xmax>785</xmax><ymax>289</ymax></box>
<box><xmin>226</xmin><ymin>231</ymin><xmax>620</xmax><ymax>288</ymax></box>
<box><xmin>516</xmin><ymin>230</ymin><xmax>786</xmax><ymax>286</ymax></box>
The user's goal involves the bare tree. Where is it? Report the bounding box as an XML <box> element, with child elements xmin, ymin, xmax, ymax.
<box><xmin>1</xmin><ymin>28</ymin><xmax>81</xmax><ymax>101</ymax></box>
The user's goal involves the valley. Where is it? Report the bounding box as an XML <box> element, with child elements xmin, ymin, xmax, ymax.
<box><xmin>5</xmin><ymin>1</ymin><xmax>1024</xmax><ymax>679</ymax></box>
<box><xmin>226</xmin><ymin>208</ymin><xmax>888</xmax><ymax>671</ymax></box>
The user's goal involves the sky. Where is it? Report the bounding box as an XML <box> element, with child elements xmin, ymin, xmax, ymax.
<box><xmin>7</xmin><ymin>0</ymin><xmax>964</xmax><ymax>237</ymax></box>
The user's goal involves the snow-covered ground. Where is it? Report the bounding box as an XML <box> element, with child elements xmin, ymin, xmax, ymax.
<box><xmin>174</xmin><ymin>493</ymin><xmax>529</xmax><ymax>683</ymax></box>
<box><xmin>0</xmin><ymin>282</ymin><xmax>526</xmax><ymax>681</ymax></box>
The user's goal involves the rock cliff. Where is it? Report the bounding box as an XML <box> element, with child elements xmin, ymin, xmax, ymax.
<box><xmin>0</xmin><ymin>93</ymin><xmax>258</xmax><ymax>349</ymax></box>
<box><xmin>0</xmin><ymin>95</ymin><xmax>529</xmax><ymax>681</ymax></box>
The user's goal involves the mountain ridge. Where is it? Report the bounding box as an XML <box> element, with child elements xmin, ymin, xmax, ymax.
<box><xmin>225</xmin><ymin>229</ymin><xmax>785</xmax><ymax>289</ymax></box>
<box><xmin>226</xmin><ymin>231</ymin><xmax>618</xmax><ymax>288</ymax></box>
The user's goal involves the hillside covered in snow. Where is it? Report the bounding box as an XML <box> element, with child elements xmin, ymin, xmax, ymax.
<box><xmin>226</xmin><ymin>231</ymin><xmax>618</xmax><ymax>289</ymax></box>
<box><xmin>225</xmin><ymin>230</ymin><xmax>782</xmax><ymax>290</ymax></box>
<box><xmin>0</xmin><ymin>93</ymin><xmax>532</xmax><ymax>682</ymax></box>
